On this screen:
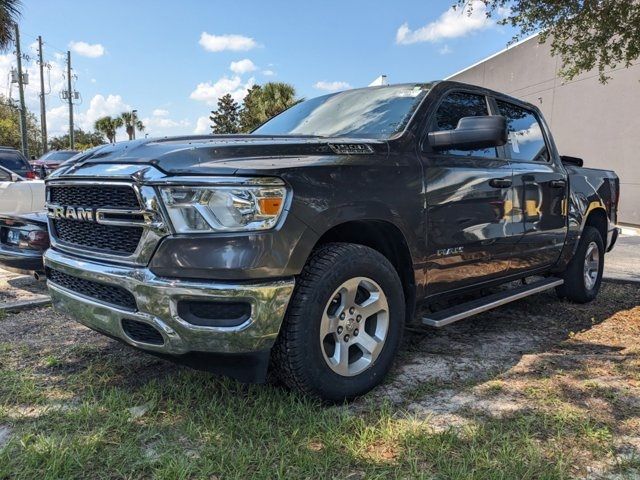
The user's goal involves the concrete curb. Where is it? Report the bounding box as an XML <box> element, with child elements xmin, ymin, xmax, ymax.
<box><xmin>0</xmin><ymin>296</ymin><xmax>51</xmax><ymax>313</ymax></box>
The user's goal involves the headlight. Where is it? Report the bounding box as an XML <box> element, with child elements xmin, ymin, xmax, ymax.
<box><xmin>160</xmin><ymin>183</ymin><xmax>287</xmax><ymax>233</ymax></box>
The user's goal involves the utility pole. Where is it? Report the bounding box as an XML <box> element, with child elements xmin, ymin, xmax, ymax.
<box><xmin>38</xmin><ymin>36</ymin><xmax>47</xmax><ymax>153</ymax></box>
<box><xmin>14</xmin><ymin>24</ymin><xmax>28</xmax><ymax>157</ymax></box>
<box><xmin>66</xmin><ymin>50</ymin><xmax>74</xmax><ymax>149</ymax></box>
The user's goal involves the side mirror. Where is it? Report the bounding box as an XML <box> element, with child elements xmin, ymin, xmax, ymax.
<box><xmin>427</xmin><ymin>115</ymin><xmax>508</xmax><ymax>151</ymax></box>
<box><xmin>560</xmin><ymin>155</ymin><xmax>583</xmax><ymax>167</ymax></box>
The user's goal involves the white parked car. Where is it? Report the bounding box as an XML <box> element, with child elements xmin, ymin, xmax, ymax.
<box><xmin>0</xmin><ymin>165</ymin><xmax>45</xmax><ymax>214</ymax></box>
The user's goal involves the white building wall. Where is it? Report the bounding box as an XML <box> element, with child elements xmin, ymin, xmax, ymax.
<box><xmin>449</xmin><ymin>35</ymin><xmax>640</xmax><ymax>226</ymax></box>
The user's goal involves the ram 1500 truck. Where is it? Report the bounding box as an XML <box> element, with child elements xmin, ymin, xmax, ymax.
<box><xmin>44</xmin><ymin>81</ymin><xmax>619</xmax><ymax>402</ymax></box>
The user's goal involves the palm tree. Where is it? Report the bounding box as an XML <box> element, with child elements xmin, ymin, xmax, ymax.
<box><xmin>261</xmin><ymin>82</ymin><xmax>298</xmax><ymax>119</ymax></box>
<box><xmin>120</xmin><ymin>111</ymin><xmax>145</xmax><ymax>140</ymax></box>
<box><xmin>239</xmin><ymin>82</ymin><xmax>299</xmax><ymax>132</ymax></box>
<box><xmin>0</xmin><ymin>0</ymin><xmax>22</xmax><ymax>52</ymax></box>
<box><xmin>94</xmin><ymin>116</ymin><xmax>123</xmax><ymax>144</ymax></box>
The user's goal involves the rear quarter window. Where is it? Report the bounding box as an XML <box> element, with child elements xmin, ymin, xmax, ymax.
<box><xmin>0</xmin><ymin>152</ymin><xmax>29</xmax><ymax>172</ymax></box>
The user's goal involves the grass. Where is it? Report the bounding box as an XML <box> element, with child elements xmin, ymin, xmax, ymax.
<box><xmin>1</xmin><ymin>281</ymin><xmax>639</xmax><ymax>479</ymax></box>
<box><xmin>0</xmin><ymin>364</ymin><xmax>624</xmax><ymax>480</ymax></box>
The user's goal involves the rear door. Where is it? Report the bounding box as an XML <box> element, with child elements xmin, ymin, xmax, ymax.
<box><xmin>494</xmin><ymin>99</ymin><xmax>567</xmax><ymax>273</ymax></box>
<box><xmin>420</xmin><ymin>90</ymin><xmax>517</xmax><ymax>295</ymax></box>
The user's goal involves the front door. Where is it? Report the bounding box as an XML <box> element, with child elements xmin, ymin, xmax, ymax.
<box><xmin>421</xmin><ymin>91</ymin><xmax>517</xmax><ymax>295</ymax></box>
<box><xmin>494</xmin><ymin>99</ymin><xmax>568</xmax><ymax>273</ymax></box>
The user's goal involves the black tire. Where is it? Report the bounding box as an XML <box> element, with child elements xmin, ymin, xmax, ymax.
<box><xmin>272</xmin><ymin>243</ymin><xmax>405</xmax><ymax>403</ymax></box>
<box><xmin>556</xmin><ymin>226</ymin><xmax>604</xmax><ymax>303</ymax></box>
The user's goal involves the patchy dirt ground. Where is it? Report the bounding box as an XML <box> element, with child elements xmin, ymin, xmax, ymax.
<box><xmin>370</xmin><ymin>282</ymin><xmax>640</xmax><ymax>477</ymax></box>
<box><xmin>0</xmin><ymin>270</ymin><xmax>48</xmax><ymax>305</ymax></box>
<box><xmin>0</xmin><ymin>281</ymin><xmax>638</xmax><ymax>478</ymax></box>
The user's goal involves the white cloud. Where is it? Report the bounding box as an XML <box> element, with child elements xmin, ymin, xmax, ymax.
<box><xmin>229</xmin><ymin>59</ymin><xmax>257</xmax><ymax>74</ymax></box>
<box><xmin>190</xmin><ymin>75</ymin><xmax>255</xmax><ymax>106</ymax></box>
<box><xmin>439</xmin><ymin>45</ymin><xmax>453</xmax><ymax>55</ymax></box>
<box><xmin>194</xmin><ymin>116</ymin><xmax>211</xmax><ymax>134</ymax></box>
<box><xmin>313</xmin><ymin>81</ymin><xmax>351</xmax><ymax>92</ymax></box>
<box><xmin>69</xmin><ymin>41</ymin><xmax>106</xmax><ymax>58</ymax></box>
<box><xmin>199</xmin><ymin>32</ymin><xmax>257</xmax><ymax>52</ymax></box>
<box><xmin>77</xmin><ymin>94</ymin><xmax>130</xmax><ymax>132</ymax></box>
<box><xmin>262</xmin><ymin>69</ymin><xmax>275</xmax><ymax>76</ymax></box>
<box><xmin>0</xmin><ymin>53</ymin><xmax>69</xmax><ymax>136</ymax></box>
<box><xmin>142</xmin><ymin>111</ymin><xmax>190</xmax><ymax>137</ymax></box>
<box><xmin>46</xmin><ymin>105</ymin><xmax>70</xmax><ymax>138</ymax></box>
<box><xmin>396</xmin><ymin>1</ymin><xmax>492</xmax><ymax>44</ymax></box>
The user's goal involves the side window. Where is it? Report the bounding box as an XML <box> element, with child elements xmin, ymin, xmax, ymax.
<box><xmin>432</xmin><ymin>92</ymin><xmax>497</xmax><ymax>158</ymax></box>
<box><xmin>0</xmin><ymin>168</ymin><xmax>11</xmax><ymax>181</ymax></box>
<box><xmin>496</xmin><ymin>100</ymin><xmax>549</xmax><ymax>162</ymax></box>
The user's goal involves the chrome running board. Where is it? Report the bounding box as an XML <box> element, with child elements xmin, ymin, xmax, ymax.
<box><xmin>422</xmin><ymin>277</ymin><xmax>564</xmax><ymax>328</ymax></box>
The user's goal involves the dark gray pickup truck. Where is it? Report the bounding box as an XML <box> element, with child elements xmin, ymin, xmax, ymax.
<box><xmin>44</xmin><ymin>81</ymin><xmax>619</xmax><ymax>402</ymax></box>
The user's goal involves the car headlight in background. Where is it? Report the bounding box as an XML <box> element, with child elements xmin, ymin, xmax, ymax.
<box><xmin>160</xmin><ymin>184</ymin><xmax>287</xmax><ymax>233</ymax></box>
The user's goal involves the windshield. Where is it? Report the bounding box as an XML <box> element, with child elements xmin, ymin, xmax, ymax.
<box><xmin>39</xmin><ymin>151</ymin><xmax>78</xmax><ymax>163</ymax></box>
<box><xmin>253</xmin><ymin>84</ymin><xmax>431</xmax><ymax>139</ymax></box>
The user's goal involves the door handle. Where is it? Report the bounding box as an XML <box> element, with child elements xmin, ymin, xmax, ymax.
<box><xmin>489</xmin><ymin>178</ymin><xmax>512</xmax><ymax>188</ymax></box>
<box><xmin>549</xmin><ymin>179</ymin><xmax>566</xmax><ymax>188</ymax></box>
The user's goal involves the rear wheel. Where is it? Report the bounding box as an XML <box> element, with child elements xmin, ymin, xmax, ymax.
<box><xmin>272</xmin><ymin>243</ymin><xmax>405</xmax><ymax>402</ymax></box>
<box><xmin>556</xmin><ymin>226</ymin><xmax>604</xmax><ymax>303</ymax></box>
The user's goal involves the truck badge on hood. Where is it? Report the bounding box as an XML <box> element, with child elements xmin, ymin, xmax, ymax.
<box><xmin>328</xmin><ymin>143</ymin><xmax>374</xmax><ymax>155</ymax></box>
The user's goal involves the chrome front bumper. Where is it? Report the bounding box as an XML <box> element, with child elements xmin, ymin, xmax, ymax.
<box><xmin>44</xmin><ymin>248</ymin><xmax>295</xmax><ymax>356</ymax></box>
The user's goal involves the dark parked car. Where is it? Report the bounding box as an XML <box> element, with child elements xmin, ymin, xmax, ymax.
<box><xmin>0</xmin><ymin>147</ymin><xmax>35</xmax><ymax>179</ymax></box>
<box><xmin>43</xmin><ymin>81</ymin><xmax>619</xmax><ymax>401</ymax></box>
<box><xmin>32</xmin><ymin>150</ymin><xmax>79</xmax><ymax>177</ymax></box>
<box><xmin>0</xmin><ymin>212</ymin><xmax>48</xmax><ymax>276</ymax></box>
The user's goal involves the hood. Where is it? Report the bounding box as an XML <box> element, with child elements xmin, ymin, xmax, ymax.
<box><xmin>0</xmin><ymin>211</ymin><xmax>47</xmax><ymax>226</ymax></box>
<box><xmin>56</xmin><ymin>135</ymin><xmax>388</xmax><ymax>176</ymax></box>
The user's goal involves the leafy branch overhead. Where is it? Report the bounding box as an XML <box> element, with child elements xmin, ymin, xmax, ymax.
<box><xmin>458</xmin><ymin>0</ymin><xmax>640</xmax><ymax>83</ymax></box>
<box><xmin>0</xmin><ymin>0</ymin><xmax>22</xmax><ymax>51</ymax></box>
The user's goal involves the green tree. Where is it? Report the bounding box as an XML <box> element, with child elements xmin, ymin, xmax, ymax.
<box><xmin>0</xmin><ymin>0</ymin><xmax>22</xmax><ymax>51</ymax></box>
<box><xmin>49</xmin><ymin>129</ymin><xmax>105</xmax><ymax>151</ymax></box>
<box><xmin>0</xmin><ymin>94</ymin><xmax>42</xmax><ymax>156</ymax></box>
<box><xmin>210</xmin><ymin>94</ymin><xmax>240</xmax><ymax>134</ymax></box>
<box><xmin>238</xmin><ymin>85</ymin><xmax>265</xmax><ymax>133</ymax></box>
<box><xmin>120</xmin><ymin>111</ymin><xmax>145</xmax><ymax>140</ymax></box>
<box><xmin>94</xmin><ymin>115</ymin><xmax>123</xmax><ymax>143</ymax></box>
<box><xmin>238</xmin><ymin>82</ymin><xmax>299</xmax><ymax>133</ymax></box>
<box><xmin>459</xmin><ymin>0</ymin><xmax>640</xmax><ymax>82</ymax></box>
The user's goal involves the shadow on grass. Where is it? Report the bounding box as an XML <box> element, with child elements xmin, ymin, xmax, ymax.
<box><xmin>0</xmin><ymin>282</ymin><xmax>638</xmax><ymax>478</ymax></box>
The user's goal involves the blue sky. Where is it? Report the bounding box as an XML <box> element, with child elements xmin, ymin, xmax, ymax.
<box><xmin>3</xmin><ymin>0</ymin><xmax>517</xmax><ymax>139</ymax></box>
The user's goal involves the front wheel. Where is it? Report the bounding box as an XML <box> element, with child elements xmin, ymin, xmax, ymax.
<box><xmin>272</xmin><ymin>243</ymin><xmax>405</xmax><ymax>402</ymax></box>
<box><xmin>556</xmin><ymin>226</ymin><xmax>604</xmax><ymax>303</ymax></box>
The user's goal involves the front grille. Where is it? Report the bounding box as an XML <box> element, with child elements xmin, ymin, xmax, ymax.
<box><xmin>121</xmin><ymin>319</ymin><xmax>164</xmax><ymax>345</ymax></box>
<box><xmin>47</xmin><ymin>268</ymin><xmax>137</xmax><ymax>310</ymax></box>
<box><xmin>52</xmin><ymin>218</ymin><xmax>142</xmax><ymax>255</ymax></box>
<box><xmin>49</xmin><ymin>184</ymin><xmax>139</xmax><ymax>209</ymax></box>
<box><xmin>48</xmin><ymin>184</ymin><xmax>145</xmax><ymax>256</ymax></box>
